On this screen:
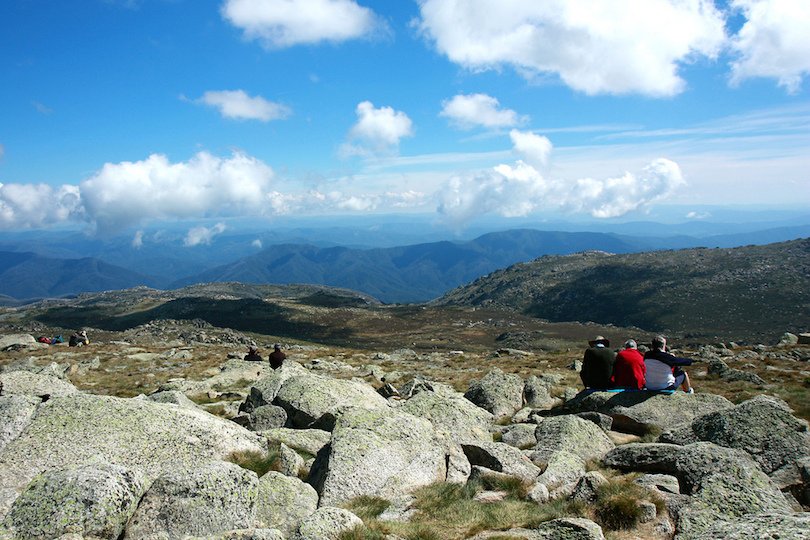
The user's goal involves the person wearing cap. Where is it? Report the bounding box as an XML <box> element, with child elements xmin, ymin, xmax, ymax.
<box><xmin>612</xmin><ymin>339</ymin><xmax>646</xmax><ymax>390</ymax></box>
<box><xmin>580</xmin><ymin>335</ymin><xmax>615</xmax><ymax>389</ymax></box>
<box><xmin>69</xmin><ymin>330</ymin><xmax>89</xmax><ymax>347</ymax></box>
<box><xmin>244</xmin><ymin>346</ymin><xmax>263</xmax><ymax>362</ymax></box>
<box><xmin>268</xmin><ymin>343</ymin><xmax>286</xmax><ymax>370</ymax></box>
<box><xmin>644</xmin><ymin>335</ymin><xmax>694</xmax><ymax>393</ymax></box>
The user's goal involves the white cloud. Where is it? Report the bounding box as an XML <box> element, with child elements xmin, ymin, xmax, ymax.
<box><xmin>221</xmin><ymin>0</ymin><xmax>382</xmax><ymax>48</ymax></box>
<box><xmin>437</xmin><ymin>130</ymin><xmax>685</xmax><ymax>226</ymax></box>
<box><xmin>252</xmin><ymin>238</ymin><xmax>263</xmax><ymax>249</ymax></box>
<box><xmin>509</xmin><ymin>129</ymin><xmax>552</xmax><ymax>169</ymax></box>
<box><xmin>343</xmin><ymin>101</ymin><xmax>414</xmax><ymax>156</ymax></box>
<box><xmin>80</xmin><ymin>151</ymin><xmax>274</xmax><ymax>232</ymax></box>
<box><xmin>729</xmin><ymin>0</ymin><xmax>810</xmax><ymax>93</ymax></box>
<box><xmin>184</xmin><ymin>222</ymin><xmax>226</xmax><ymax>247</ymax></box>
<box><xmin>416</xmin><ymin>0</ymin><xmax>726</xmax><ymax>96</ymax></box>
<box><xmin>440</xmin><ymin>93</ymin><xmax>525</xmax><ymax>129</ymax></box>
<box><xmin>199</xmin><ymin>90</ymin><xmax>291</xmax><ymax>121</ymax></box>
<box><xmin>32</xmin><ymin>101</ymin><xmax>53</xmax><ymax>115</ymax></box>
<box><xmin>132</xmin><ymin>230</ymin><xmax>144</xmax><ymax>248</ymax></box>
<box><xmin>0</xmin><ymin>182</ymin><xmax>83</xmax><ymax>229</ymax></box>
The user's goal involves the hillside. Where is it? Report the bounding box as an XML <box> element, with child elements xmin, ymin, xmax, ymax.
<box><xmin>171</xmin><ymin>229</ymin><xmax>641</xmax><ymax>303</ymax></box>
<box><xmin>437</xmin><ymin>238</ymin><xmax>810</xmax><ymax>342</ymax></box>
<box><xmin>0</xmin><ymin>251</ymin><xmax>158</xmax><ymax>300</ymax></box>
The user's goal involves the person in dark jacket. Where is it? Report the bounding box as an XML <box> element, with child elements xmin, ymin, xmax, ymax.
<box><xmin>580</xmin><ymin>335</ymin><xmax>615</xmax><ymax>389</ymax></box>
<box><xmin>268</xmin><ymin>343</ymin><xmax>286</xmax><ymax>369</ymax></box>
<box><xmin>612</xmin><ymin>339</ymin><xmax>646</xmax><ymax>390</ymax></box>
<box><xmin>244</xmin><ymin>346</ymin><xmax>263</xmax><ymax>362</ymax></box>
<box><xmin>644</xmin><ymin>335</ymin><xmax>694</xmax><ymax>393</ymax></box>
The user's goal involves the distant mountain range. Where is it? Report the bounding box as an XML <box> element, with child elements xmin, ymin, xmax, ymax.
<box><xmin>437</xmin><ymin>238</ymin><xmax>810</xmax><ymax>341</ymax></box>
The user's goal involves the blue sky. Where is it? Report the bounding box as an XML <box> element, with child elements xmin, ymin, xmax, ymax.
<box><xmin>1</xmin><ymin>0</ymin><xmax>809</xmax><ymax>238</ymax></box>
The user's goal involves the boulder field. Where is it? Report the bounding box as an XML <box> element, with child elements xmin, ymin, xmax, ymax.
<box><xmin>0</xmin><ymin>351</ymin><xmax>808</xmax><ymax>539</ymax></box>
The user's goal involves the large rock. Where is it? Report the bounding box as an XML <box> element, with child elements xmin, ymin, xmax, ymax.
<box><xmin>469</xmin><ymin>517</ymin><xmax>605</xmax><ymax>539</ymax></box>
<box><xmin>262</xmin><ymin>429</ymin><xmax>331</xmax><ymax>457</ymax></box>
<box><xmin>0</xmin><ymin>396</ymin><xmax>40</xmax><ymax>452</ymax></box>
<box><xmin>660</xmin><ymin>395</ymin><xmax>810</xmax><ymax>490</ymax></box>
<box><xmin>0</xmin><ymin>393</ymin><xmax>265</xmax><ymax>520</ymax></box>
<box><xmin>461</xmin><ymin>441</ymin><xmax>542</xmax><ymax>482</ymax></box>
<box><xmin>273</xmin><ymin>373</ymin><xmax>389</xmax><ymax>429</ymax></box>
<box><xmin>604</xmin><ymin>442</ymin><xmax>793</xmax><ymax>537</ymax></box>
<box><xmin>241</xmin><ymin>363</ymin><xmax>310</xmax><ymax>413</ymax></box>
<box><xmin>187</xmin><ymin>530</ymin><xmax>284</xmax><ymax>540</ymax></box>
<box><xmin>293</xmin><ymin>507</ymin><xmax>362</xmax><ymax>540</ymax></box>
<box><xmin>464</xmin><ymin>369</ymin><xmax>524</xmax><ymax>420</ymax></box>
<box><xmin>531</xmin><ymin>415</ymin><xmax>614</xmax><ymax>466</ymax></box>
<box><xmin>254</xmin><ymin>472</ymin><xmax>318</xmax><ymax>537</ymax></box>
<box><xmin>685</xmin><ymin>512</ymin><xmax>810</xmax><ymax>539</ymax></box>
<box><xmin>146</xmin><ymin>390</ymin><xmax>199</xmax><ymax>409</ymax></box>
<box><xmin>0</xmin><ymin>371</ymin><xmax>78</xmax><ymax>399</ymax></box>
<box><xmin>563</xmin><ymin>391</ymin><xmax>733</xmax><ymax>434</ymax></box>
<box><xmin>124</xmin><ymin>461</ymin><xmax>258</xmax><ymax>539</ymax></box>
<box><xmin>400</xmin><ymin>389</ymin><xmax>493</xmax><ymax>442</ymax></box>
<box><xmin>313</xmin><ymin>407</ymin><xmax>446</xmax><ymax>507</ymax></box>
<box><xmin>2</xmin><ymin>464</ymin><xmax>145</xmax><ymax>540</ymax></box>
<box><xmin>249</xmin><ymin>405</ymin><xmax>288</xmax><ymax>431</ymax></box>
<box><xmin>0</xmin><ymin>335</ymin><xmax>36</xmax><ymax>351</ymax></box>
<box><xmin>523</xmin><ymin>375</ymin><xmax>561</xmax><ymax>410</ymax></box>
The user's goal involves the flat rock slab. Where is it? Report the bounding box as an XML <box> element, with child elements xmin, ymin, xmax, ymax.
<box><xmin>0</xmin><ymin>396</ymin><xmax>40</xmax><ymax>453</ymax></box>
<box><xmin>563</xmin><ymin>391</ymin><xmax>733</xmax><ymax>434</ymax></box>
<box><xmin>401</xmin><ymin>389</ymin><xmax>494</xmax><ymax>442</ymax></box>
<box><xmin>0</xmin><ymin>371</ymin><xmax>78</xmax><ymax>399</ymax></box>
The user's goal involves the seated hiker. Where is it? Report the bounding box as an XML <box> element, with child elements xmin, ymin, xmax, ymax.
<box><xmin>580</xmin><ymin>335</ymin><xmax>616</xmax><ymax>389</ymax></box>
<box><xmin>612</xmin><ymin>339</ymin><xmax>646</xmax><ymax>390</ymax></box>
<box><xmin>644</xmin><ymin>335</ymin><xmax>694</xmax><ymax>393</ymax></box>
<box><xmin>244</xmin><ymin>346</ymin><xmax>263</xmax><ymax>362</ymax></box>
<box><xmin>268</xmin><ymin>343</ymin><xmax>286</xmax><ymax>370</ymax></box>
<box><xmin>68</xmin><ymin>330</ymin><xmax>89</xmax><ymax>347</ymax></box>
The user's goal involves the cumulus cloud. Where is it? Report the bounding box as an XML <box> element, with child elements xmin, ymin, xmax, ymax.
<box><xmin>132</xmin><ymin>230</ymin><xmax>144</xmax><ymax>248</ymax></box>
<box><xmin>198</xmin><ymin>90</ymin><xmax>291</xmax><ymax>121</ymax></box>
<box><xmin>252</xmin><ymin>238</ymin><xmax>263</xmax><ymax>249</ymax></box>
<box><xmin>729</xmin><ymin>0</ymin><xmax>810</xmax><ymax>93</ymax></box>
<box><xmin>184</xmin><ymin>222</ymin><xmax>226</xmax><ymax>247</ymax></box>
<box><xmin>509</xmin><ymin>129</ymin><xmax>552</xmax><ymax>169</ymax></box>
<box><xmin>343</xmin><ymin>101</ymin><xmax>414</xmax><ymax>156</ymax></box>
<box><xmin>221</xmin><ymin>0</ymin><xmax>382</xmax><ymax>48</ymax></box>
<box><xmin>440</xmin><ymin>93</ymin><xmax>525</xmax><ymax>129</ymax></box>
<box><xmin>416</xmin><ymin>0</ymin><xmax>726</xmax><ymax>96</ymax></box>
<box><xmin>0</xmin><ymin>182</ymin><xmax>83</xmax><ymax>229</ymax></box>
<box><xmin>437</xmin><ymin>130</ymin><xmax>685</xmax><ymax>226</ymax></box>
<box><xmin>80</xmin><ymin>151</ymin><xmax>274</xmax><ymax>232</ymax></box>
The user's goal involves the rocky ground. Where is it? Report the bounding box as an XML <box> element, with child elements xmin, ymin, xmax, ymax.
<box><xmin>0</xmin><ymin>317</ymin><xmax>809</xmax><ymax>540</ymax></box>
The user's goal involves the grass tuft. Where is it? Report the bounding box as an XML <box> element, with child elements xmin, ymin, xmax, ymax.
<box><xmin>592</xmin><ymin>476</ymin><xmax>658</xmax><ymax>531</ymax></box>
<box><xmin>344</xmin><ymin>495</ymin><xmax>392</xmax><ymax>521</ymax></box>
<box><xmin>226</xmin><ymin>443</ymin><xmax>281</xmax><ymax>477</ymax></box>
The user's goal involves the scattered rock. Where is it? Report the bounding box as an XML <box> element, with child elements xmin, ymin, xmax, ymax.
<box><xmin>464</xmin><ymin>368</ymin><xmax>524</xmax><ymax>420</ymax></box>
<box><xmin>570</xmin><ymin>471</ymin><xmax>608</xmax><ymax>503</ymax></box>
<box><xmin>500</xmin><ymin>424</ymin><xmax>538</xmax><ymax>449</ymax></box>
<box><xmin>278</xmin><ymin>443</ymin><xmax>304</xmax><ymax>478</ymax></box>
<box><xmin>262</xmin><ymin>429</ymin><xmax>330</xmax><ymax>457</ymax></box>
<box><xmin>706</xmin><ymin>358</ymin><xmax>766</xmax><ymax>385</ymax></box>
<box><xmin>400</xmin><ymin>389</ymin><xmax>493</xmax><ymax>442</ymax></box>
<box><xmin>461</xmin><ymin>441</ymin><xmax>542</xmax><ymax>483</ymax></box>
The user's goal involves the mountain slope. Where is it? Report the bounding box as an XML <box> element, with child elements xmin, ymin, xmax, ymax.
<box><xmin>171</xmin><ymin>230</ymin><xmax>642</xmax><ymax>303</ymax></box>
<box><xmin>0</xmin><ymin>251</ymin><xmax>158</xmax><ymax>300</ymax></box>
<box><xmin>436</xmin><ymin>238</ymin><xmax>810</xmax><ymax>341</ymax></box>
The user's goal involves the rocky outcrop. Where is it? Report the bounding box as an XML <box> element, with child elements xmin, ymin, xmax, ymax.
<box><xmin>523</xmin><ymin>375</ymin><xmax>561</xmax><ymax>410</ymax></box>
<box><xmin>313</xmin><ymin>407</ymin><xmax>446</xmax><ymax>507</ymax></box>
<box><xmin>241</xmin><ymin>363</ymin><xmax>309</xmax><ymax>413</ymax></box>
<box><xmin>146</xmin><ymin>389</ymin><xmax>199</xmax><ymax>409</ymax></box>
<box><xmin>124</xmin><ymin>461</ymin><xmax>258</xmax><ymax>539</ymax></box>
<box><xmin>686</xmin><ymin>512</ymin><xmax>810</xmax><ymax>539</ymax></box>
<box><xmin>530</xmin><ymin>415</ymin><xmax>614</xmax><ymax>465</ymax></box>
<box><xmin>660</xmin><ymin>395</ymin><xmax>810</xmax><ymax>494</ymax></box>
<box><xmin>470</xmin><ymin>517</ymin><xmax>605</xmax><ymax>539</ymax></box>
<box><xmin>293</xmin><ymin>507</ymin><xmax>362</xmax><ymax>540</ymax></box>
<box><xmin>604</xmin><ymin>442</ymin><xmax>793</xmax><ymax>537</ymax></box>
<box><xmin>0</xmin><ymin>371</ymin><xmax>78</xmax><ymax>399</ymax></box>
<box><xmin>254</xmin><ymin>472</ymin><xmax>318</xmax><ymax>536</ymax></box>
<box><xmin>464</xmin><ymin>368</ymin><xmax>524</xmax><ymax>420</ymax></box>
<box><xmin>461</xmin><ymin>441</ymin><xmax>542</xmax><ymax>482</ymax></box>
<box><xmin>273</xmin><ymin>373</ymin><xmax>389</xmax><ymax>429</ymax></box>
<box><xmin>0</xmin><ymin>396</ymin><xmax>39</xmax><ymax>452</ymax></box>
<box><xmin>262</xmin><ymin>428</ymin><xmax>331</xmax><ymax>456</ymax></box>
<box><xmin>0</xmin><ymin>392</ymin><xmax>265</xmax><ymax>520</ymax></box>
<box><xmin>2</xmin><ymin>464</ymin><xmax>145</xmax><ymax>540</ymax></box>
<box><xmin>400</xmin><ymin>388</ymin><xmax>494</xmax><ymax>442</ymax></box>
<box><xmin>564</xmin><ymin>391</ymin><xmax>733</xmax><ymax>434</ymax></box>
<box><xmin>0</xmin><ymin>335</ymin><xmax>37</xmax><ymax>351</ymax></box>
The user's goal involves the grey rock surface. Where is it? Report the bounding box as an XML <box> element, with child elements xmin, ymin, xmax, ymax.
<box><xmin>523</xmin><ymin>376</ymin><xmax>560</xmax><ymax>410</ymax></box>
<box><xmin>531</xmin><ymin>415</ymin><xmax>614</xmax><ymax>466</ymax></box>
<box><xmin>262</xmin><ymin>428</ymin><xmax>330</xmax><ymax>457</ymax></box>
<box><xmin>314</xmin><ymin>407</ymin><xmax>445</xmax><ymax>507</ymax></box>
<box><xmin>278</xmin><ymin>443</ymin><xmax>305</xmax><ymax>478</ymax></box>
<box><xmin>461</xmin><ymin>441</ymin><xmax>542</xmax><ymax>482</ymax></box>
<box><xmin>146</xmin><ymin>390</ymin><xmax>199</xmax><ymax>409</ymax></box>
<box><xmin>242</xmin><ymin>363</ymin><xmax>309</xmax><ymax>413</ymax></box>
<box><xmin>464</xmin><ymin>368</ymin><xmax>524</xmax><ymax>420</ymax></box>
<box><xmin>683</xmin><ymin>512</ymin><xmax>810</xmax><ymax>539</ymax></box>
<box><xmin>0</xmin><ymin>371</ymin><xmax>78</xmax><ymax>399</ymax></box>
<box><xmin>0</xmin><ymin>396</ymin><xmax>39</xmax><ymax>452</ymax></box>
<box><xmin>469</xmin><ymin>517</ymin><xmax>605</xmax><ymax>539</ymax></box>
<box><xmin>3</xmin><ymin>464</ymin><xmax>145</xmax><ymax>540</ymax></box>
<box><xmin>604</xmin><ymin>442</ymin><xmax>793</xmax><ymax>537</ymax></box>
<box><xmin>563</xmin><ymin>391</ymin><xmax>733</xmax><ymax>434</ymax></box>
<box><xmin>501</xmin><ymin>423</ymin><xmax>538</xmax><ymax>449</ymax></box>
<box><xmin>0</xmin><ymin>335</ymin><xmax>36</xmax><ymax>351</ymax></box>
<box><xmin>124</xmin><ymin>461</ymin><xmax>258</xmax><ymax>540</ymax></box>
<box><xmin>250</xmin><ymin>405</ymin><xmax>288</xmax><ymax>431</ymax></box>
<box><xmin>400</xmin><ymin>389</ymin><xmax>494</xmax><ymax>442</ymax></box>
<box><xmin>293</xmin><ymin>507</ymin><xmax>362</xmax><ymax>540</ymax></box>
<box><xmin>254</xmin><ymin>472</ymin><xmax>318</xmax><ymax>537</ymax></box>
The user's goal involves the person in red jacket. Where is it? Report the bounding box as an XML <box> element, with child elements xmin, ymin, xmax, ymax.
<box><xmin>612</xmin><ymin>339</ymin><xmax>646</xmax><ymax>390</ymax></box>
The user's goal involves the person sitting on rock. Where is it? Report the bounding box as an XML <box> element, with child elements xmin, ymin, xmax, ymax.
<box><xmin>612</xmin><ymin>339</ymin><xmax>646</xmax><ymax>390</ymax></box>
<box><xmin>68</xmin><ymin>330</ymin><xmax>89</xmax><ymax>347</ymax></box>
<box><xmin>268</xmin><ymin>343</ymin><xmax>286</xmax><ymax>369</ymax></box>
<box><xmin>644</xmin><ymin>335</ymin><xmax>694</xmax><ymax>393</ymax></box>
<box><xmin>244</xmin><ymin>346</ymin><xmax>262</xmax><ymax>362</ymax></box>
<box><xmin>580</xmin><ymin>335</ymin><xmax>616</xmax><ymax>390</ymax></box>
